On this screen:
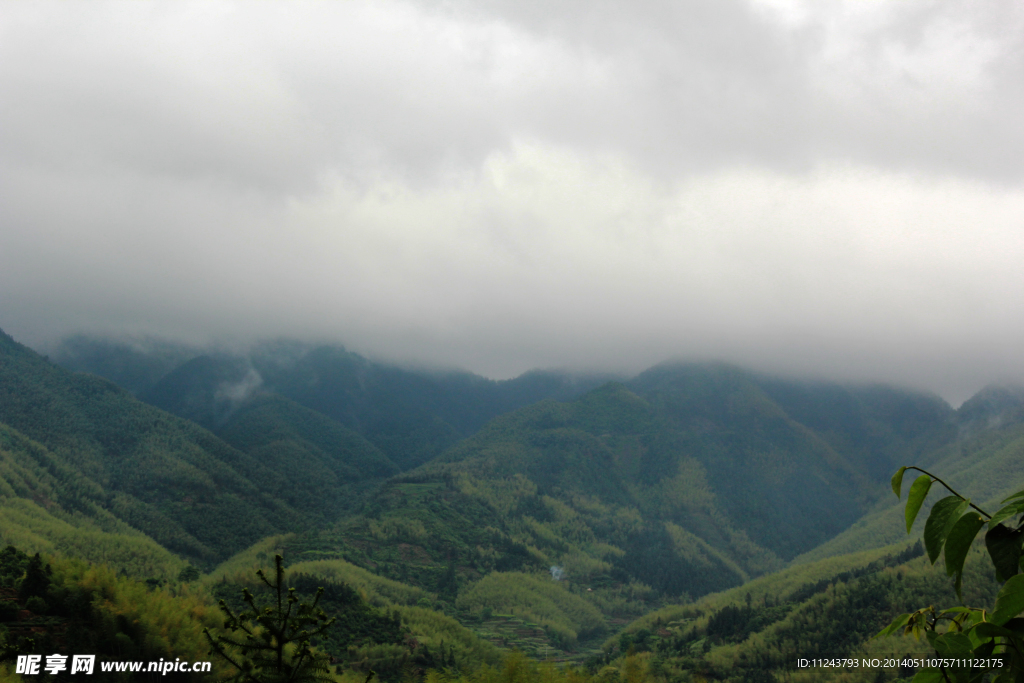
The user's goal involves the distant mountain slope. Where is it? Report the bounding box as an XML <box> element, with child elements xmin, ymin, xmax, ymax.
<box><xmin>0</xmin><ymin>328</ymin><xmax>394</xmax><ymax>566</ymax></box>
<box><xmin>623</xmin><ymin>364</ymin><xmax>955</xmax><ymax>557</ymax></box>
<box><xmin>794</xmin><ymin>389</ymin><xmax>1024</xmax><ymax>564</ymax></box>
<box><xmin>245</xmin><ymin>344</ymin><xmax>620</xmax><ymax>470</ymax></box>
<box><xmin>56</xmin><ymin>335</ymin><xmax>614</xmax><ymax>471</ymax></box>
<box><xmin>139</xmin><ymin>353</ymin><xmax>255</xmax><ymax>428</ymax></box>
<box><xmin>51</xmin><ymin>334</ymin><xmax>201</xmax><ymax>396</ymax></box>
<box><xmin>608</xmin><ymin>540</ymin><xmax>1001</xmax><ymax>683</ymax></box>
<box><xmin>215</xmin><ymin>393</ymin><xmax>400</xmax><ymax>517</ymax></box>
<box><xmin>276</xmin><ymin>364</ymin><xmax>955</xmax><ymax>607</ymax></box>
<box><xmin>750</xmin><ymin>374</ymin><xmax>956</xmax><ymax>480</ymax></box>
<box><xmin>0</xmin><ymin>421</ymin><xmax>186</xmax><ymax>577</ymax></box>
<box><xmin>137</xmin><ymin>352</ymin><xmax>403</xmax><ymax>519</ymax></box>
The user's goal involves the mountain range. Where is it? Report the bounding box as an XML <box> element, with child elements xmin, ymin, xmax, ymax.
<box><xmin>3</xmin><ymin>327</ymin><xmax>1024</xmax><ymax>678</ymax></box>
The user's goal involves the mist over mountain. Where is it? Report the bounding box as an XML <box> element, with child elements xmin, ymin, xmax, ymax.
<box><xmin>3</xmin><ymin>1</ymin><xmax>1024</xmax><ymax>677</ymax></box>
<box><xmin>42</xmin><ymin>332</ymin><xmax>962</xmax><ymax>587</ymax></box>
<box><xmin>5</xmin><ymin>321</ymin><xmax>1024</xmax><ymax>677</ymax></box>
<box><xmin>4</xmin><ymin>2</ymin><xmax>1024</xmax><ymax>405</ymax></box>
<box><xmin>54</xmin><ymin>335</ymin><xmax>617</xmax><ymax>471</ymax></box>
<box><xmin>0</xmin><ymin>328</ymin><xmax>398</xmax><ymax>565</ymax></box>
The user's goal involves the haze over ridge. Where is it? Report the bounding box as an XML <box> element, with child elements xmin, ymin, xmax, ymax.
<box><xmin>2</xmin><ymin>0</ymin><xmax>1023</xmax><ymax>405</ymax></box>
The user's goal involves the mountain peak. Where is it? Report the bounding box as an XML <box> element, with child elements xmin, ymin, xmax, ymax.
<box><xmin>957</xmin><ymin>384</ymin><xmax>1024</xmax><ymax>431</ymax></box>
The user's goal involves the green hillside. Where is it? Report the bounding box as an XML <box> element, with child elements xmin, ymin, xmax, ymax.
<box><xmin>20</xmin><ymin>327</ymin><xmax>1024</xmax><ymax>681</ymax></box>
<box><xmin>0</xmin><ymin>328</ymin><xmax>390</xmax><ymax>567</ymax></box>
<box><xmin>215</xmin><ymin>393</ymin><xmax>399</xmax><ymax>520</ymax></box>
<box><xmin>0</xmin><ymin>544</ymin><xmax>227</xmax><ymax>681</ymax></box>
<box><xmin>0</xmin><ymin>538</ymin><xmax>502</xmax><ymax>683</ymax></box>
<box><xmin>202</xmin><ymin>538</ymin><xmax>503</xmax><ymax>680</ymax></box>
<box><xmin>794</xmin><ymin>394</ymin><xmax>1024</xmax><ymax>565</ymax></box>
<box><xmin>245</xmin><ymin>365</ymin><xmax>955</xmax><ymax>642</ymax></box>
<box><xmin>61</xmin><ymin>336</ymin><xmax>613</xmax><ymax>471</ymax></box>
<box><xmin>603</xmin><ymin>441</ymin><xmax>1024</xmax><ymax>682</ymax></box>
<box><xmin>598</xmin><ymin>541</ymin><xmax>1004</xmax><ymax>682</ymax></box>
<box><xmin>0</xmin><ymin>422</ymin><xmax>186</xmax><ymax>578</ymax></box>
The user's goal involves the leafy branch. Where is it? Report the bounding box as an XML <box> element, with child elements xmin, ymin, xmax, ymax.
<box><xmin>879</xmin><ymin>467</ymin><xmax>1024</xmax><ymax>682</ymax></box>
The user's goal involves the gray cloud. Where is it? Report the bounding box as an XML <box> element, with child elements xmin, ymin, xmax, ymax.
<box><xmin>1</xmin><ymin>0</ymin><xmax>1023</xmax><ymax>406</ymax></box>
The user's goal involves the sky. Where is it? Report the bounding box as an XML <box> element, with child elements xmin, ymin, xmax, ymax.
<box><xmin>1</xmin><ymin>0</ymin><xmax>1023</xmax><ymax>405</ymax></box>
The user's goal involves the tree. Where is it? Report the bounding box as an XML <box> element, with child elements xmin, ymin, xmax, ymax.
<box><xmin>178</xmin><ymin>565</ymin><xmax>201</xmax><ymax>582</ymax></box>
<box><xmin>879</xmin><ymin>466</ymin><xmax>1024</xmax><ymax>682</ymax></box>
<box><xmin>204</xmin><ymin>554</ymin><xmax>337</xmax><ymax>683</ymax></box>
<box><xmin>17</xmin><ymin>553</ymin><xmax>50</xmax><ymax>602</ymax></box>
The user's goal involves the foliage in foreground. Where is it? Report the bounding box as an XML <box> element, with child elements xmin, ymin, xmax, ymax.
<box><xmin>879</xmin><ymin>466</ymin><xmax>1024</xmax><ymax>682</ymax></box>
<box><xmin>210</xmin><ymin>550</ymin><xmax>503</xmax><ymax>682</ymax></box>
<box><xmin>0</xmin><ymin>544</ymin><xmax>224</xmax><ymax>681</ymax></box>
<box><xmin>590</xmin><ymin>541</ymin><xmax>992</xmax><ymax>682</ymax></box>
<box><xmin>206</xmin><ymin>554</ymin><xmax>336</xmax><ymax>682</ymax></box>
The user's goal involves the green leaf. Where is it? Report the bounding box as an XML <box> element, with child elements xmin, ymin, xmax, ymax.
<box><xmin>974</xmin><ymin>622</ymin><xmax>1019</xmax><ymax>640</ymax></box>
<box><xmin>925</xmin><ymin>496</ymin><xmax>970</xmax><ymax>564</ymax></box>
<box><xmin>875</xmin><ymin>612</ymin><xmax>910</xmax><ymax>638</ymax></box>
<box><xmin>967</xmin><ymin>622</ymin><xmax>989</xmax><ymax>649</ymax></box>
<box><xmin>932</xmin><ymin>632</ymin><xmax>973</xmax><ymax>658</ymax></box>
<box><xmin>892</xmin><ymin>466</ymin><xmax>909</xmax><ymax>499</ymax></box>
<box><xmin>906</xmin><ymin>475</ymin><xmax>933</xmax><ymax>533</ymax></box>
<box><xmin>1001</xmin><ymin>489</ymin><xmax>1024</xmax><ymax>504</ymax></box>
<box><xmin>988</xmin><ymin>500</ymin><xmax>1024</xmax><ymax>528</ymax></box>
<box><xmin>944</xmin><ymin>511</ymin><xmax>985</xmax><ymax>584</ymax></box>
<box><xmin>985</xmin><ymin>523</ymin><xmax>1023</xmax><ymax>582</ymax></box>
<box><xmin>939</xmin><ymin>606</ymin><xmax>972</xmax><ymax>614</ymax></box>
<box><xmin>991</xmin><ymin>574</ymin><xmax>1024</xmax><ymax>625</ymax></box>
<box><xmin>944</xmin><ymin>511</ymin><xmax>984</xmax><ymax>577</ymax></box>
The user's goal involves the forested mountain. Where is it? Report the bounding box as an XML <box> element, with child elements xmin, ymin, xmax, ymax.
<box><xmin>9</xmin><ymin>327</ymin><xmax>1024</xmax><ymax>681</ymax></box>
<box><xmin>605</xmin><ymin>390</ymin><xmax>1024</xmax><ymax>681</ymax></box>
<box><xmin>793</xmin><ymin>385</ymin><xmax>1024</xmax><ymax>564</ymax></box>
<box><xmin>0</xmin><ymin>328</ymin><xmax>397</xmax><ymax>566</ymax></box>
<box><xmin>622</xmin><ymin>364</ymin><xmax>952</xmax><ymax>558</ymax></box>
<box><xmin>604</xmin><ymin>540</ymin><xmax>1003</xmax><ymax>682</ymax></box>
<box><xmin>55</xmin><ymin>336</ymin><xmax>614</xmax><ymax>470</ymax></box>
<box><xmin>53</xmin><ymin>335</ymin><xmax>199</xmax><ymax>396</ymax></box>
<box><xmin>0</xmin><ymin>421</ymin><xmax>188</xmax><ymax>577</ymax></box>
<box><xmin>34</xmin><ymin>331</ymin><xmax>963</xmax><ymax>597</ymax></box>
<box><xmin>252</xmin><ymin>364</ymin><xmax>956</xmax><ymax>641</ymax></box>
<box><xmin>216</xmin><ymin>393</ymin><xmax>399</xmax><ymax>519</ymax></box>
<box><xmin>694</xmin><ymin>369</ymin><xmax>956</xmax><ymax>481</ymax></box>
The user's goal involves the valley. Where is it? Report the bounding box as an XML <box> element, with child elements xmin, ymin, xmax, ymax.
<box><xmin>1</xmin><ymin>328</ymin><xmax>1023</xmax><ymax>681</ymax></box>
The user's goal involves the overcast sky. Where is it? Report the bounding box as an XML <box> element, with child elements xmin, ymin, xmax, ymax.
<box><xmin>2</xmin><ymin>1</ymin><xmax>1023</xmax><ymax>404</ymax></box>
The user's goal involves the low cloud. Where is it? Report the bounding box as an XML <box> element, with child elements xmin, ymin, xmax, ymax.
<box><xmin>1</xmin><ymin>0</ymin><xmax>1023</xmax><ymax>406</ymax></box>
<box><xmin>215</xmin><ymin>367</ymin><xmax>264</xmax><ymax>408</ymax></box>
